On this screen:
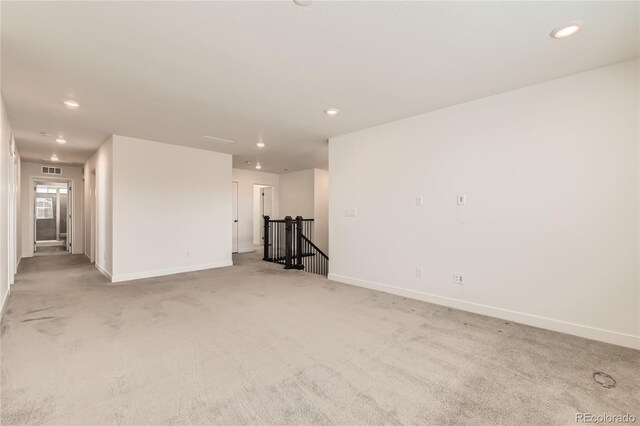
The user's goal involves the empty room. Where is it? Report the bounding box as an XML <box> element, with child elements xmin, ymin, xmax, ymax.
<box><xmin>0</xmin><ymin>1</ymin><xmax>638</xmax><ymax>425</ymax></box>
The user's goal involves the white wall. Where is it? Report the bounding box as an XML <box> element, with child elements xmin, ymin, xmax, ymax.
<box><xmin>0</xmin><ymin>96</ymin><xmax>16</xmax><ymax>314</ymax></box>
<box><xmin>280</xmin><ymin>168</ymin><xmax>329</xmax><ymax>253</ymax></box>
<box><xmin>20</xmin><ymin>161</ymin><xmax>84</xmax><ymax>258</ymax></box>
<box><xmin>329</xmin><ymin>60</ymin><xmax>640</xmax><ymax>349</ymax></box>
<box><xmin>313</xmin><ymin>169</ymin><xmax>329</xmax><ymax>254</ymax></box>
<box><xmin>232</xmin><ymin>168</ymin><xmax>279</xmax><ymax>253</ymax></box>
<box><xmin>111</xmin><ymin>135</ymin><xmax>232</xmax><ymax>282</ymax></box>
<box><xmin>84</xmin><ymin>137</ymin><xmax>113</xmax><ymax>278</ymax></box>
<box><xmin>280</xmin><ymin>169</ymin><xmax>315</xmax><ymax>219</ymax></box>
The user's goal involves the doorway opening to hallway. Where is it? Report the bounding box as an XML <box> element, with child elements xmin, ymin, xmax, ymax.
<box><xmin>253</xmin><ymin>184</ymin><xmax>273</xmax><ymax>248</ymax></box>
<box><xmin>33</xmin><ymin>180</ymin><xmax>71</xmax><ymax>256</ymax></box>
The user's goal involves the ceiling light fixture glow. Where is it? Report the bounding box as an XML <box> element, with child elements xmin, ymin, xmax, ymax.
<box><xmin>255</xmin><ymin>163</ymin><xmax>262</xmax><ymax>170</ymax></box>
<box><xmin>325</xmin><ymin>108</ymin><xmax>340</xmax><ymax>116</ymax></box>
<box><xmin>550</xmin><ymin>24</ymin><xmax>580</xmax><ymax>39</ymax></box>
<box><xmin>50</xmin><ymin>155</ymin><xmax>59</xmax><ymax>162</ymax></box>
<box><xmin>56</xmin><ymin>138</ymin><xmax>67</xmax><ymax>144</ymax></box>
<box><xmin>257</xmin><ymin>141</ymin><xmax>265</xmax><ymax>148</ymax></box>
<box><xmin>63</xmin><ymin>100</ymin><xmax>80</xmax><ymax>109</ymax></box>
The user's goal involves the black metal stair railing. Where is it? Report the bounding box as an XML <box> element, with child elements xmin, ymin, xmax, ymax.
<box><xmin>262</xmin><ymin>216</ymin><xmax>328</xmax><ymax>277</ymax></box>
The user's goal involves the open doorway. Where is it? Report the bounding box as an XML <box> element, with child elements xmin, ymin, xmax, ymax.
<box><xmin>253</xmin><ymin>184</ymin><xmax>273</xmax><ymax>247</ymax></box>
<box><xmin>34</xmin><ymin>181</ymin><xmax>71</xmax><ymax>256</ymax></box>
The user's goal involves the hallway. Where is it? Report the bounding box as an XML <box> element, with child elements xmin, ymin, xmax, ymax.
<box><xmin>1</xmin><ymin>254</ymin><xmax>638</xmax><ymax>425</ymax></box>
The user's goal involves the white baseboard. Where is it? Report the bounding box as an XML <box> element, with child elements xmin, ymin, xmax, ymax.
<box><xmin>111</xmin><ymin>260</ymin><xmax>233</xmax><ymax>283</ymax></box>
<box><xmin>328</xmin><ymin>273</ymin><xmax>640</xmax><ymax>350</ymax></box>
<box><xmin>1</xmin><ymin>289</ymin><xmax>10</xmax><ymax>319</ymax></box>
<box><xmin>95</xmin><ymin>263</ymin><xmax>112</xmax><ymax>281</ymax></box>
<box><xmin>235</xmin><ymin>248</ymin><xmax>255</xmax><ymax>254</ymax></box>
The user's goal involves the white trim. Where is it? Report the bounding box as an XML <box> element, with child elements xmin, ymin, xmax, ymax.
<box><xmin>111</xmin><ymin>260</ymin><xmax>233</xmax><ymax>283</ymax></box>
<box><xmin>328</xmin><ymin>273</ymin><xmax>640</xmax><ymax>350</ymax></box>
<box><xmin>95</xmin><ymin>263</ymin><xmax>112</xmax><ymax>281</ymax></box>
<box><xmin>1</xmin><ymin>288</ymin><xmax>10</xmax><ymax>318</ymax></box>
<box><xmin>28</xmin><ymin>176</ymin><xmax>75</xmax><ymax>257</ymax></box>
<box><xmin>236</xmin><ymin>246</ymin><xmax>256</xmax><ymax>254</ymax></box>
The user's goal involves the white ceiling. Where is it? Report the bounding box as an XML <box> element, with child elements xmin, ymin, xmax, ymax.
<box><xmin>1</xmin><ymin>1</ymin><xmax>638</xmax><ymax>173</ymax></box>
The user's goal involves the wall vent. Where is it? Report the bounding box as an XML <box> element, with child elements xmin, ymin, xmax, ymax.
<box><xmin>42</xmin><ymin>166</ymin><xmax>62</xmax><ymax>175</ymax></box>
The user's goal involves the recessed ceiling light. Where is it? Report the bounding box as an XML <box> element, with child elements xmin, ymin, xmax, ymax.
<box><xmin>56</xmin><ymin>138</ymin><xmax>67</xmax><ymax>144</ymax></box>
<box><xmin>257</xmin><ymin>141</ymin><xmax>265</xmax><ymax>148</ymax></box>
<box><xmin>63</xmin><ymin>100</ymin><xmax>80</xmax><ymax>109</ymax></box>
<box><xmin>550</xmin><ymin>24</ymin><xmax>581</xmax><ymax>39</ymax></box>
<box><xmin>50</xmin><ymin>155</ymin><xmax>59</xmax><ymax>162</ymax></box>
<box><xmin>325</xmin><ymin>108</ymin><xmax>340</xmax><ymax>116</ymax></box>
<box><xmin>256</xmin><ymin>163</ymin><xmax>262</xmax><ymax>170</ymax></box>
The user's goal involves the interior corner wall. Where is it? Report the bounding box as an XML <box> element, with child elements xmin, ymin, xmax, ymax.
<box><xmin>0</xmin><ymin>96</ymin><xmax>13</xmax><ymax>314</ymax></box>
<box><xmin>232</xmin><ymin>168</ymin><xmax>279</xmax><ymax>253</ymax></box>
<box><xmin>20</xmin><ymin>161</ymin><xmax>84</xmax><ymax>258</ymax></box>
<box><xmin>313</xmin><ymin>169</ymin><xmax>329</xmax><ymax>254</ymax></box>
<box><xmin>328</xmin><ymin>59</ymin><xmax>640</xmax><ymax>349</ymax></box>
<box><xmin>84</xmin><ymin>137</ymin><xmax>113</xmax><ymax>278</ymax></box>
<box><xmin>111</xmin><ymin>135</ymin><xmax>232</xmax><ymax>282</ymax></box>
<box><xmin>279</xmin><ymin>169</ymin><xmax>315</xmax><ymax>219</ymax></box>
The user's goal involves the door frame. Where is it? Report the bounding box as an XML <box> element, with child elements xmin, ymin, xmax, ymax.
<box><xmin>31</xmin><ymin>177</ymin><xmax>72</xmax><ymax>255</ymax></box>
<box><xmin>252</xmin><ymin>184</ymin><xmax>274</xmax><ymax>246</ymax></box>
<box><xmin>232</xmin><ymin>180</ymin><xmax>239</xmax><ymax>254</ymax></box>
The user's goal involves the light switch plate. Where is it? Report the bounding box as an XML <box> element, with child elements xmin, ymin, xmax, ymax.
<box><xmin>345</xmin><ymin>209</ymin><xmax>358</xmax><ymax>217</ymax></box>
<box><xmin>416</xmin><ymin>196</ymin><xmax>424</xmax><ymax>206</ymax></box>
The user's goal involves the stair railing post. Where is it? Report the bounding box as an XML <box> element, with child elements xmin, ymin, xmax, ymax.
<box><xmin>284</xmin><ymin>216</ymin><xmax>294</xmax><ymax>269</ymax></box>
<box><xmin>295</xmin><ymin>216</ymin><xmax>304</xmax><ymax>269</ymax></box>
<box><xmin>263</xmin><ymin>215</ymin><xmax>270</xmax><ymax>261</ymax></box>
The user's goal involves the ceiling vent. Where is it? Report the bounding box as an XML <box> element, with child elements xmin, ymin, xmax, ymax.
<box><xmin>42</xmin><ymin>166</ymin><xmax>62</xmax><ymax>175</ymax></box>
<box><xmin>192</xmin><ymin>134</ymin><xmax>235</xmax><ymax>146</ymax></box>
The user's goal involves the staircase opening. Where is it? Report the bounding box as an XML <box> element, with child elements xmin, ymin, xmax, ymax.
<box><xmin>262</xmin><ymin>216</ymin><xmax>328</xmax><ymax>277</ymax></box>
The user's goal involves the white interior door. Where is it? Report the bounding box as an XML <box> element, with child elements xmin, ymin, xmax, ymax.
<box><xmin>232</xmin><ymin>181</ymin><xmax>238</xmax><ymax>253</ymax></box>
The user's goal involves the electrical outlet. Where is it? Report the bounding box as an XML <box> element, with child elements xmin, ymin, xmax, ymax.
<box><xmin>457</xmin><ymin>193</ymin><xmax>466</xmax><ymax>206</ymax></box>
<box><xmin>186</xmin><ymin>251</ymin><xmax>190</xmax><ymax>258</ymax></box>
<box><xmin>416</xmin><ymin>267</ymin><xmax>423</xmax><ymax>278</ymax></box>
<box><xmin>453</xmin><ymin>273</ymin><xmax>463</xmax><ymax>284</ymax></box>
<box><xmin>416</xmin><ymin>196</ymin><xmax>424</xmax><ymax>206</ymax></box>
<box><xmin>345</xmin><ymin>208</ymin><xmax>358</xmax><ymax>217</ymax></box>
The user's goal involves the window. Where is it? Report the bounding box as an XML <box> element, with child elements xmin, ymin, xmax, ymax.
<box><xmin>36</xmin><ymin>198</ymin><xmax>53</xmax><ymax>219</ymax></box>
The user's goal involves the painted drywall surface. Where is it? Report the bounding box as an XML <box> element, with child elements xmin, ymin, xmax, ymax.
<box><xmin>329</xmin><ymin>60</ymin><xmax>640</xmax><ymax>349</ymax></box>
<box><xmin>0</xmin><ymin>96</ymin><xmax>13</xmax><ymax>313</ymax></box>
<box><xmin>20</xmin><ymin>162</ymin><xmax>84</xmax><ymax>257</ymax></box>
<box><xmin>84</xmin><ymin>137</ymin><xmax>113</xmax><ymax>277</ymax></box>
<box><xmin>313</xmin><ymin>169</ymin><xmax>329</xmax><ymax>254</ymax></box>
<box><xmin>279</xmin><ymin>169</ymin><xmax>315</xmax><ymax>219</ymax></box>
<box><xmin>112</xmin><ymin>136</ymin><xmax>232</xmax><ymax>281</ymax></box>
<box><xmin>232</xmin><ymin>168</ymin><xmax>279</xmax><ymax>253</ymax></box>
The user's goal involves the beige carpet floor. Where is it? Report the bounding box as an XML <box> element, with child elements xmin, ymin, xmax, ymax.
<box><xmin>1</xmin><ymin>253</ymin><xmax>638</xmax><ymax>425</ymax></box>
